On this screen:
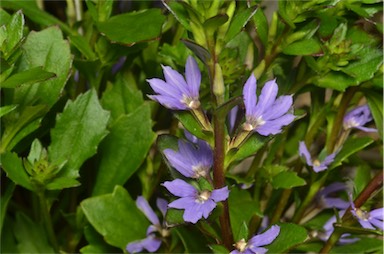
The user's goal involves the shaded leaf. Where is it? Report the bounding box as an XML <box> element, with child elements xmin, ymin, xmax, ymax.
<box><xmin>1</xmin><ymin>182</ymin><xmax>15</xmax><ymax>234</ymax></box>
<box><xmin>271</xmin><ymin>171</ymin><xmax>306</xmax><ymax>189</ymax></box>
<box><xmin>225</xmin><ymin>6</ymin><xmax>258</xmax><ymax>42</ymax></box>
<box><xmin>0</xmin><ymin>105</ymin><xmax>18</xmax><ymax>118</ymax></box>
<box><xmin>253</xmin><ymin>8</ymin><xmax>268</xmax><ymax>46</ymax></box>
<box><xmin>1</xmin><ymin>152</ymin><xmax>33</xmax><ymax>191</ymax></box>
<box><xmin>2</xmin><ymin>66</ymin><xmax>56</xmax><ymax>88</ymax></box>
<box><xmin>174</xmin><ymin>111</ymin><xmax>213</xmax><ymax>143</ymax></box>
<box><xmin>330</xmin><ymin>237</ymin><xmax>383</xmax><ymax>253</ymax></box>
<box><xmin>267</xmin><ymin>223</ymin><xmax>308</xmax><ymax>253</ymax></box>
<box><xmin>364</xmin><ymin>89</ymin><xmax>383</xmax><ymax>139</ymax></box>
<box><xmin>283</xmin><ymin>39</ymin><xmax>322</xmax><ymax>56</ymax></box>
<box><xmin>81</xmin><ymin>186</ymin><xmax>149</xmax><ymax>250</ymax></box>
<box><xmin>69</xmin><ymin>35</ymin><xmax>97</xmax><ymax>61</ymax></box>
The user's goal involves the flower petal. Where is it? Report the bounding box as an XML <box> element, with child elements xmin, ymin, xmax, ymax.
<box><xmin>243</xmin><ymin>74</ymin><xmax>258</xmax><ymax>118</ymax></box>
<box><xmin>248</xmin><ymin>225</ymin><xmax>280</xmax><ymax>247</ymax></box>
<box><xmin>126</xmin><ymin>235</ymin><xmax>161</xmax><ymax>253</ymax></box>
<box><xmin>210</xmin><ymin>186</ymin><xmax>229</xmax><ymax>202</ymax></box>
<box><xmin>256</xmin><ymin>114</ymin><xmax>294</xmax><ymax>136</ymax></box>
<box><xmin>299</xmin><ymin>141</ymin><xmax>313</xmax><ymax>166</ymax></box>
<box><xmin>168</xmin><ymin>197</ymin><xmax>196</xmax><ymax>210</ymax></box>
<box><xmin>182</xmin><ymin>202</ymin><xmax>204</xmax><ymax>223</ymax></box>
<box><xmin>248</xmin><ymin>247</ymin><xmax>268</xmax><ymax>254</ymax></box>
<box><xmin>185</xmin><ymin>56</ymin><xmax>201</xmax><ymax>98</ymax></box>
<box><xmin>355</xmin><ymin>126</ymin><xmax>378</xmax><ymax>133</ymax></box>
<box><xmin>156</xmin><ymin>198</ymin><xmax>168</xmax><ymax>218</ymax></box>
<box><xmin>136</xmin><ymin>196</ymin><xmax>160</xmax><ymax>225</ymax></box>
<box><xmin>163</xmin><ymin>179</ymin><xmax>197</xmax><ymax>198</ymax></box>
<box><xmin>369</xmin><ymin>218</ymin><xmax>383</xmax><ymax>230</ymax></box>
<box><xmin>164</xmin><ymin>148</ymin><xmax>195</xmax><ymax>177</ymax></box>
<box><xmin>370</xmin><ymin>208</ymin><xmax>384</xmax><ymax>218</ymax></box>
<box><xmin>254</xmin><ymin>79</ymin><xmax>278</xmax><ymax>117</ymax></box>
<box><xmin>148</xmin><ymin>95</ymin><xmax>187</xmax><ymax>110</ymax></box>
<box><xmin>262</xmin><ymin>95</ymin><xmax>293</xmax><ymax>121</ymax></box>
<box><xmin>147</xmin><ymin>78</ymin><xmax>183</xmax><ymax>98</ymax></box>
<box><xmin>201</xmin><ymin>199</ymin><xmax>217</xmax><ymax>219</ymax></box>
<box><xmin>162</xmin><ymin>65</ymin><xmax>189</xmax><ymax>96</ymax></box>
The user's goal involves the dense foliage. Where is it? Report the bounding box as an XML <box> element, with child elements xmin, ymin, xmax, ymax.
<box><xmin>1</xmin><ymin>0</ymin><xmax>383</xmax><ymax>253</ymax></box>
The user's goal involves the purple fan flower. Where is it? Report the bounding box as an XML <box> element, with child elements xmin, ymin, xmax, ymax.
<box><xmin>349</xmin><ymin>196</ymin><xmax>383</xmax><ymax>230</ymax></box>
<box><xmin>299</xmin><ymin>141</ymin><xmax>336</xmax><ymax>173</ymax></box>
<box><xmin>242</xmin><ymin>74</ymin><xmax>294</xmax><ymax>136</ymax></box>
<box><xmin>126</xmin><ymin>196</ymin><xmax>169</xmax><ymax>253</ymax></box>
<box><xmin>162</xmin><ymin>179</ymin><xmax>229</xmax><ymax>223</ymax></box>
<box><xmin>316</xmin><ymin>182</ymin><xmax>349</xmax><ymax>209</ymax></box>
<box><xmin>147</xmin><ymin>56</ymin><xmax>201</xmax><ymax>110</ymax></box>
<box><xmin>231</xmin><ymin>225</ymin><xmax>280</xmax><ymax>254</ymax></box>
<box><xmin>343</xmin><ymin>105</ymin><xmax>377</xmax><ymax>132</ymax></box>
<box><xmin>163</xmin><ymin>136</ymin><xmax>213</xmax><ymax>179</ymax></box>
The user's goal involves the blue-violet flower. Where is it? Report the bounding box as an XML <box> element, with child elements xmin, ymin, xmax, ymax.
<box><xmin>343</xmin><ymin>105</ymin><xmax>377</xmax><ymax>132</ymax></box>
<box><xmin>349</xmin><ymin>196</ymin><xmax>383</xmax><ymax>230</ymax></box>
<box><xmin>162</xmin><ymin>179</ymin><xmax>229</xmax><ymax>223</ymax></box>
<box><xmin>147</xmin><ymin>56</ymin><xmax>201</xmax><ymax>110</ymax></box>
<box><xmin>242</xmin><ymin>74</ymin><xmax>294</xmax><ymax>136</ymax></box>
<box><xmin>316</xmin><ymin>182</ymin><xmax>349</xmax><ymax>210</ymax></box>
<box><xmin>231</xmin><ymin>225</ymin><xmax>280</xmax><ymax>254</ymax></box>
<box><xmin>164</xmin><ymin>136</ymin><xmax>213</xmax><ymax>179</ymax></box>
<box><xmin>126</xmin><ymin>196</ymin><xmax>169</xmax><ymax>253</ymax></box>
<box><xmin>299</xmin><ymin>141</ymin><xmax>336</xmax><ymax>173</ymax></box>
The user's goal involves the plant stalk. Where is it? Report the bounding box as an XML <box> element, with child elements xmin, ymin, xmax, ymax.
<box><xmin>38</xmin><ymin>191</ymin><xmax>59</xmax><ymax>252</ymax></box>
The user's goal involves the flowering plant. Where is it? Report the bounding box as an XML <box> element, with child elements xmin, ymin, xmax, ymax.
<box><xmin>1</xmin><ymin>1</ymin><xmax>382</xmax><ymax>253</ymax></box>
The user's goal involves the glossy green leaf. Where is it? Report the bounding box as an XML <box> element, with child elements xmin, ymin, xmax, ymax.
<box><xmin>271</xmin><ymin>171</ymin><xmax>307</xmax><ymax>189</ymax></box>
<box><xmin>315</xmin><ymin>71</ymin><xmax>358</xmax><ymax>91</ymax></box>
<box><xmin>49</xmin><ymin>89</ymin><xmax>110</xmax><ymax>179</ymax></box>
<box><xmin>2</xmin><ymin>66</ymin><xmax>56</xmax><ymax>88</ymax></box>
<box><xmin>92</xmin><ymin>104</ymin><xmax>155</xmax><ymax>195</ymax></box>
<box><xmin>330</xmin><ymin>237</ymin><xmax>383</xmax><ymax>253</ymax></box>
<box><xmin>225</xmin><ymin>6</ymin><xmax>258</xmax><ymax>42</ymax></box>
<box><xmin>204</xmin><ymin>14</ymin><xmax>229</xmax><ymax>31</ymax></box>
<box><xmin>253</xmin><ymin>8</ymin><xmax>268</xmax><ymax>46</ymax></box>
<box><xmin>181</xmin><ymin>39</ymin><xmax>211</xmax><ymax>64</ymax></box>
<box><xmin>282</xmin><ymin>39</ymin><xmax>322</xmax><ymax>55</ymax></box>
<box><xmin>0</xmin><ymin>105</ymin><xmax>18</xmax><ymax>118</ymax></box>
<box><xmin>163</xmin><ymin>1</ymin><xmax>191</xmax><ymax>30</ymax></box>
<box><xmin>13</xmin><ymin>213</ymin><xmax>54</xmax><ymax>253</ymax></box>
<box><xmin>96</xmin><ymin>9</ymin><xmax>165</xmax><ymax>45</ymax></box>
<box><xmin>13</xmin><ymin>26</ymin><xmax>72</xmax><ymax>107</ymax></box>
<box><xmin>0</xmin><ymin>9</ymin><xmax>11</xmax><ymax>26</ymax></box>
<box><xmin>81</xmin><ymin>185</ymin><xmax>149</xmax><ymax>250</ymax></box>
<box><xmin>266</xmin><ymin>223</ymin><xmax>308</xmax><ymax>253</ymax></box>
<box><xmin>235</xmin><ymin>221</ymin><xmax>249</xmax><ymax>242</ymax></box>
<box><xmin>2</xmin><ymin>10</ymin><xmax>24</xmax><ymax>58</ymax></box>
<box><xmin>165</xmin><ymin>208</ymin><xmax>185</xmax><ymax>226</ymax></box>
<box><xmin>365</xmin><ymin>90</ymin><xmax>383</xmax><ymax>139</ymax></box>
<box><xmin>330</xmin><ymin>137</ymin><xmax>374</xmax><ymax>170</ymax></box>
<box><xmin>210</xmin><ymin>244</ymin><xmax>229</xmax><ymax>254</ymax></box>
<box><xmin>174</xmin><ymin>111</ymin><xmax>213</xmax><ymax>143</ymax></box>
<box><xmin>1</xmin><ymin>152</ymin><xmax>33</xmax><ymax>191</ymax></box>
<box><xmin>45</xmin><ymin>177</ymin><xmax>81</xmax><ymax>190</ymax></box>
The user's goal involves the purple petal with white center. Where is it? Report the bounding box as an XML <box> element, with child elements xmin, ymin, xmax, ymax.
<box><xmin>147</xmin><ymin>78</ymin><xmax>183</xmax><ymax>98</ymax></box>
<box><xmin>369</xmin><ymin>218</ymin><xmax>383</xmax><ymax>230</ymax></box>
<box><xmin>321</xmin><ymin>153</ymin><xmax>336</xmax><ymax>167</ymax></box>
<box><xmin>299</xmin><ymin>141</ymin><xmax>313</xmax><ymax>166</ymax></box>
<box><xmin>185</xmin><ymin>56</ymin><xmax>201</xmax><ymax>98</ymax></box>
<box><xmin>146</xmin><ymin>225</ymin><xmax>157</xmax><ymax>235</ymax></box>
<box><xmin>313</xmin><ymin>165</ymin><xmax>328</xmax><ymax>173</ymax></box>
<box><xmin>343</xmin><ymin>105</ymin><xmax>374</xmax><ymax>131</ymax></box>
<box><xmin>156</xmin><ymin>198</ymin><xmax>168</xmax><ymax>218</ymax></box>
<box><xmin>163</xmin><ymin>179</ymin><xmax>197</xmax><ymax>197</ymax></box>
<box><xmin>210</xmin><ymin>186</ymin><xmax>230</xmax><ymax>202</ymax></box>
<box><xmin>249</xmin><ymin>247</ymin><xmax>268</xmax><ymax>254</ymax></box>
<box><xmin>229</xmin><ymin>105</ymin><xmax>239</xmax><ymax>133</ymax></box>
<box><xmin>136</xmin><ymin>196</ymin><xmax>160</xmax><ymax>226</ymax></box>
<box><xmin>182</xmin><ymin>202</ymin><xmax>205</xmax><ymax>223</ymax></box>
<box><xmin>168</xmin><ymin>197</ymin><xmax>196</xmax><ymax>210</ymax></box>
<box><xmin>148</xmin><ymin>95</ymin><xmax>187</xmax><ymax>110</ymax></box>
<box><xmin>262</xmin><ymin>95</ymin><xmax>293</xmax><ymax>121</ymax></box>
<box><xmin>253</xmin><ymin>79</ymin><xmax>278</xmax><ymax>117</ymax></box>
<box><xmin>201</xmin><ymin>199</ymin><xmax>217</xmax><ymax>219</ymax></box>
<box><xmin>243</xmin><ymin>74</ymin><xmax>258</xmax><ymax>117</ymax></box>
<box><xmin>184</xmin><ymin>130</ymin><xmax>198</xmax><ymax>143</ymax></box>
<box><xmin>319</xmin><ymin>182</ymin><xmax>346</xmax><ymax>197</ymax></box>
<box><xmin>164</xmin><ymin>148</ymin><xmax>194</xmax><ymax>177</ymax></box>
<box><xmin>248</xmin><ymin>225</ymin><xmax>280</xmax><ymax>247</ymax></box>
<box><xmin>161</xmin><ymin>65</ymin><xmax>189</xmax><ymax>95</ymax></box>
<box><xmin>126</xmin><ymin>235</ymin><xmax>162</xmax><ymax>253</ymax></box>
<box><xmin>323</xmin><ymin>197</ymin><xmax>349</xmax><ymax>210</ymax></box>
<box><xmin>256</xmin><ymin>114</ymin><xmax>295</xmax><ymax>135</ymax></box>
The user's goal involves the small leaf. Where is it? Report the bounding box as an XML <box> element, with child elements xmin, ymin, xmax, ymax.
<box><xmin>45</xmin><ymin>177</ymin><xmax>80</xmax><ymax>190</ymax></box>
<box><xmin>2</xmin><ymin>66</ymin><xmax>56</xmax><ymax>88</ymax></box>
<box><xmin>235</xmin><ymin>221</ymin><xmax>249</xmax><ymax>242</ymax></box>
<box><xmin>96</xmin><ymin>9</ymin><xmax>165</xmax><ymax>45</ymax></box>
<box><xmin>174</xmin><ymin>111</ymin><xmax>213</xmax><ymax>143</ymax></box>
<box><xmin>0</xmin><ymin>105</ymin><xmax>18</xmax><ymax>118</ymax></box>
<box><xmin>181</xmin><ymin>39</ymin><xmax>211</xmax><ymax>64</ymax></box>
<box><xmin>1</xmin><ymin>152</ymin><xmax>33</xmax><ymax>191</ymax></box>
<box><xmin>365</xmin><ymin>89</ymin><xmax>383</xmax><ymax>139</ymax></box>
<box><xmin>81</xmin><ymin>186</ymin><xmax>149</xmax><ymax>250</ymax></box>
<box><xmin>266</xmin><ymin>223</ymin><xmax>308</xmax><ymax>253</ymax></box>
<box><xmin>2</xmin><ymin>10</ymin><xmax>24</xmax><ymax>58</ymax></box>
<box><xmin>163</xmin><ymin>1</ymin><xmax>191</xmax><ymax>30</ymax></box>
<box><xmin>330</xmin><ymin>237</ymin><xmax>383</xmax><ymax>253</ymax></box>
<box><xmin>69</xmin><ymin>35</ymin><xmax>97</xmax><ymax>60</ymax></box>
<box><xmin>271</xmin><ymin>171</ymin><xmax>306</xmax><ymax>189</ymax></box>
<box><xmin>315</xmin><ymin>71</ymin><xmax>358</xmax><ymax>91</ymax></box>
<box><xmin>282</xmin><ymin>39</ymin><xmax>322</xmax><ymax>56</ymax></box>
<box><xmin>204</xmin><ymin>14</ymin><xmax>229</xmax><ymax>31</ymax></box>
<box><xmin>210</xmin><ymin>244</ymin><xmax>229</xmax><ymax>254</ymax></box>
<box><xmin>49</xmin><ymin>89</ymin><xmax>110</xmax><ymax>179</ymax></box>
<box><xmin>253</xmin><ymin>8</ymin><xmax>268</xmax><ymax>46</ymax></box>
<box><xmin>330</xmin><ymin>137</ymin><xmax>374</xmax><ymax>170</ymax></box>
<box><xmin>165</xmin><ymin>208</ymin><xmax>185</xmax><ymax>226</ymax></box>
<box><xmin>225</xmin><ymin>6</ymin><xmax>258</xmax><ymax>42</ymax></box>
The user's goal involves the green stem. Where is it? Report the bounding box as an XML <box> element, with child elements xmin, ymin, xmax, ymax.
<box><xmin>38</xmin><ymin>191</ymin><xmax>59</xmax><ymax>252</ymax></box>
<box><xmin>320</xmin><ymin>171</ymin><xmax>383</xmax><ymax>253</ymax></box>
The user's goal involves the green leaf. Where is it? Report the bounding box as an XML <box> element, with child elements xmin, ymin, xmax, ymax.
<box><xmin>229</xmin><ymin>187</ymin><xmax>261</xmax><ymax>237</ymax></box>
<box><xmin>96</xmin><ymin>9</ymin><xmax>165</xmax><ymax>45</ymax></box>
<box><xmin>174</xmin><ymin>111</ymin><xmax>213</xmax><ymax>143</ymax></box>
<box><xmin>2</xmin><ymin>10</ymin><xmax>24</xmax><ymax>58</ymax></box>
<box><xmin>282</xmin><ymin>38</ymin><xmax>322</xmax><ymax>55</ymax></box>
<box><xmin>100</xmin><ymin>77</ymin><xmax>144</xmax><ymax>122</ymax></box>
<box><xmin>13</xmin><ymin>213</ymin><xmax>54</xmax><ymax>253</ymax></box>
<box><xmin>210</xmin><ymin>244</ymin><xmax>229</xmax><ymax>254</ymax></box>
<box><xmin>69</xmin><ymin>35</ymin><xmax>97</xmax><ymax>61</ymax></box>
<box><xmin>1</xmin><ymin>182</ymin><xmax>15</xmax><ymax>235</ymax></box>
<box><xmin>226</xmin><ymin>134</ymin><xmax>269</xmax><ymax>167</ymax></box>
<box><xmin>45</xmin><ymin>177</ymin><xmax>81</xmax><ymax>190</ymax></box>
<box><xmin>225</xmin><ymin>6</ymin><xmax>258</xmax><ymax>42</ymax></box>
<box><xmin>204</xmin><ymin>14</ymin><xmax>229</xmax><ymax>31</ymax></box>
<box><xmin>1</xmin><ymin>1</ymin><xmax>72</xmax><ymax>34</ymax></box>
<box><xmin>253</xmin><ymin>8</ymin><xmax>268</xmax><ymax>46</ymax></box>
<box><xmin>267</xmin><ymin>223</ymin><xmax>308</xmax><ymax>253</ymax></box>
<box><xmin>330</xmin><ymin>137</ymin><xmax>374</xmax><ymax>170</ymax></box>
<box><xmin>364</xmin><ymin>90</ymin><xmax>383</xmax><ymax>139</ymax></box>
<box><xmin>164</xmin><ymin>1</ymin><xmax>191</xmax><ymax>30</ymax></box>
<box><xmin>92</xmin><ymin>104</ymin><xmax>155</xmax><ymax>195</ymax></box>
<box><xmin>271</xmin><ymin>171</ymin><xmax>307</xmax><ymax>189</ymax></box>
<box><xmin>315</xmin><ymin>71</ymin><xmax>358</xmax><ymax>91</ymax></box>
<box><xmin>235</xmin><ymin>221</ymin><xmax>249</xmax><ymax>242</ymax></box>
<box><xmin>181</xmin><ymin>39</ymin><xmax>211</xmax><ymax>64</ymax></box>
<box><xmin>49</xmin><ymin>89</ymin><xmax>110</xmax><ymax>179</ymax></box>
<box><xmin>165</xmin><ymin>208</ymin><xmax>185</xmax><ymax>226</ymax></box>
<box><xmin>2</xmin><ymin>66</ymin><xmax>56</xmax><ymax>88</ymax></box>
<box><xmin>12</xmin><ymin>26</ymin><xmax>72</xmax><ymax>108</ymax></box>
<box><xmin>1</xmin><ymin>152</ymin><xmax>33</xmax><ymax>190</ymax></box>
<box><xmin>0</xmin><ymin>105</ymin><xmax>18</xmax><ymax>118</ymax></box>
<box><xmin>330</xmin><ymin>237</ymin><xmax>383</xmax><ymax>253</ymax></box>
<box><xmin>81</xmin><ymin>185</ymin><xmax>149</xmax><ymax>250</ymax></box>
